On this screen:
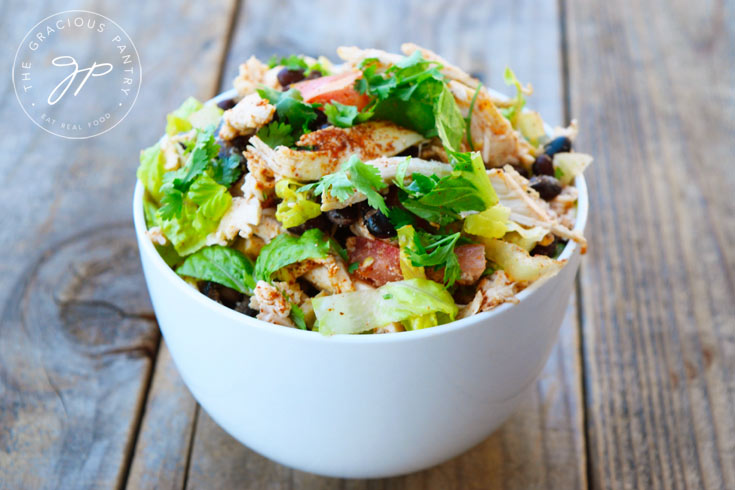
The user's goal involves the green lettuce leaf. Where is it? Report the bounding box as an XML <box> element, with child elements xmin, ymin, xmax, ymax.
<box><xmin>253</xmin><ymin>229</ymin><xmax>331</xmax><ymax>283</ymax></box>
<box><xmin>463</xmin><ymin>204</ymin><xmax>511</xmax><ymax>239</ymax></box>
<box><xmin>166</xmin><ymin>97</ymin><xmax>203</xmax><ymax>135</ymax></box>
<box><xmin>176</xmin><ymin>245</ymin><xmax>256</xmax><ymax>294</ymax></box>
<box><xmin>434</xmin><ymin>84</ymin><xmax>465</xmax><ymax>151</ymax></box>
<box><xmin>137</xmin><ymin>143</ymin><xmax>166</xmax><ymax>203</ymax></box>
<box><xmin>500</xmin><ymin>67</ymin><xmax>525</xmax><ymax>125</ymax></box>
<box><xmin>313</xmin><ymin>278</ymin><xmax>457</xmax><ymax>335</ymax></box>
<box><xmin>274</xmin><ymin>178</ymin><xmax>321</xmax><ymax>228</ymax></box>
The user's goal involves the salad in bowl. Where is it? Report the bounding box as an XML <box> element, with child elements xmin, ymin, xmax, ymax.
<box><xmin>137</xmin><ymin>44</ymin><xmax>592</xmax><ymax>336</ymax></box>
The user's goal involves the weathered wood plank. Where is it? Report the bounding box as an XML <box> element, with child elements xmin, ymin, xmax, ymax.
<box><xmin>125</xmin><ymin>342</ymin><xmax>199</xmax><ymax>490</ymax></box>
<box><xmin>0</xmin><ymin>1</ymin><xmax>235</xmax><ymax>487</ymax></box>
<box><xmin>566</xmin><ymin>0</ymin><xmax>735</xmax><ymax>488</ymax></box>
<box><xmin>183</xmin><ymin>1</ymin><xmax>586</xmax><ymax>488</ymax></box>
<box><xmin>185</xmin><ymin>301</ymin><xmax>584</xmax><ymax>490</ymax></box>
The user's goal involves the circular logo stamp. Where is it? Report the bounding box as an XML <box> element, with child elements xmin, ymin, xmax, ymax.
<box><xmin>12</xmin><ymin>10</ymin><xmax>142</xmax><ymax>139</ymax></box>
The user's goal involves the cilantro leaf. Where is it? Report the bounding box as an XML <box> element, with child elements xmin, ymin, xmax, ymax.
<box><xmin>323</xmin><ymin>101</ymin><xmax>358</xmax><ymax>128</ymax></box>
<box><xmin>211</xmin><ymin>153</ymin><xmax>243</xmax><ymax>186</ymax></box>
<box><xmin>408</xmin><ymin>231</ymin><xmax>462</xmax><ymax>287</ymax></box>
<box><xmin>268</xmin><ymin>54</ymin><xmax>309</xmax><ymax>71</ymax></box>
<box><xmin>290</xmin><ymin>302</ymin><xmax>307</xmax><ymax>330</ymax></box>
<box><xmin>257</xmin><ymin>121</ymin><xmax>297</xmax><ymax>148</ymax></box>
<box><xmin>396</xmin><ymin>151</ymin><xmax>498</xmax><ymax>225</ymax></box>
<box><xmin>158</xmin><ymin>188</ymin><xmax>184</xmax><ymax>220</ymax></box>
<box><xmin>187</xmin><ymin>174</ymin><xmax>232</xmax><ymax>220</ymax></box>
<box><xmin>253</xmin><ymin>229</ymin><xmax>331</xmax><ymax>283</ymax></box>
<box><xmin>257</xmin><ymin>87</ymin><xmax>319</xmax><ymax>133</ymax></box>
<box><xmin>301</xmin><ymin>155</ymin><xmax>388</xmax><ymax>214</ymax></box>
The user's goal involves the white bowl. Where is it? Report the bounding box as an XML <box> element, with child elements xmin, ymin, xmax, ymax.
<box><xmin>133</xmin><ymin>93</ymin><xmax>588</xmax><ymax>478</ymax></box>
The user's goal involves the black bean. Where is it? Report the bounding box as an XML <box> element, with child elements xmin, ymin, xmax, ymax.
<box><xmin>305</xmin><ymin>70</ymin><xmax>322</xmax><ymax>80</ymax></box>
<box><xmin>234</xmin><ymin>298</ymin><xmax>258</xmax><ymax>317</ymax></box>
<box><xmin>287</xmin><ymin>214</ymin><xmax>330</xmax><ymax>234</ymax></box>
<box><xmin>396</xmin><ymin>145</ymin><xmax>419</xmax><ymax>158</ymax></box>
<box><xmin>198</xmin><ymin>281</ymin><xmax>244</xmax><ymax>309</ymax></box>
<box><xmin>309</xmin><ymin>110</ymin><xmax>328</xmax><ymax>131</ymax></box>
<box><xmin>364</xmin><ymin>209</ymin><xmax>396</xmax><ymax>238</ymax></box>
<box><xmin>277</xmin><ymin>68</ymin><xmax>306</xmax><ymax>87</ymax></box>
<box><xmin>510</xmin><ymin>163</ymin><xmax>530</xmax><ymax>179</ymax></box>
<box><xmin>531</xmin><ymin>237</ymin><xmax>559</xmax><ymax>257</ymax></box>
<box><xmin>543</xmin><ymin>136</ymin><xmax>572</xmax><ymax>157</ymax></box>
<box><xmin>532</xmin><ymin>153</ymin><xmax>554</xmax><ymax>176</ymax></box>
<box><xmin>326</xmin><ymin>206</ymin><xmax>358</xmax><ymax>226</ymax></box>
<box><xmin>217</xmin><ymin>97</ymin><xmax>237</xmax><ymax>111</ymax></box>
<box><xmin>217</xmin><ymin>135</ymin><xmax>249</xmax><ymax>161</ymax></box>
<box><xmin>529</xmin><ymin>175</ymin><xmax>563</xmax><ymax>201</ymax></box>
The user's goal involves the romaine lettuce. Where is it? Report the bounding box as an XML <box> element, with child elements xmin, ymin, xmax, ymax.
<box><xmin>253</xmin><ymin>229</ymin><xmax>331</xmax><ymax>283</ymax></box>
<box><xmin>166</xmin><ymin>97</ymin><xmax>203</xmax><ymax>135</ymax></box>
<box><xmin>275</xmin><ymin>179</ymin><xmax>321</xmax><ymax>228</ymax></box>
<box><xmin>313</xmin><ymin>278</ymin><xmax>457</xmax><ymax>335</ymax></box>
<box><xmin>137</xmin><ymin>143</ymin><xmax>165</xmax><ymax>203</ymax></box>
<box><xmin>463</xmin><ymin>204</ymin><xmax>511</xmax><ymax>238</ymax></box>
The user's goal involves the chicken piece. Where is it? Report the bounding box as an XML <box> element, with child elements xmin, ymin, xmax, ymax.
<box><xmin>252</xmin><ymin>208</ymin><xmax>285</xmax><ymax>243</ymax></box>
<box><xmin>400</xmin><ymin>43</ymin><xmax>481</xmax><ymax>89</ymax></box>
<box><xmin>160</xmin><ymin>131</ymin><xmax>194</xmax><ymax>171</ymax></box>
<box><xmin>249</xmin><ymin>281</ymin><xmax>294</xmax><ymax>327</ymax></box>
<box><xmin>449</xmin><ymin>80</ymin><xmax>534</xmax><ymax>167</ymax></box>
<box><xmin>336</xmin><ymin>46</ymin><xmax>404</xmax><ymax>71</ymax></box>
<box><xmin>550</xmin><ymin>186</ymin><xmax>579</xmax><ymax>230</ymax></box>
<box><xmin>457</xmin><ymin>271</ymin><xmax>521</xmax><ymax>319</ymax></box>
<box><xmin>219</xmin><ymin>93</ymin><xmax>275</xmax><ymax>141</ymax></box>
<box><xmin>301</xmin><ymin>255</ymin><xmax>355</xmax><ymax>294</ymax></box>
<box><xmin>243</xmin><ymin>149</ymin><xmax>276</xmax><ymax>200</ymax></box>
<box><xmin>246</xmin><ymin>121</ymin><xmax>425</xmax><ymax>181</ymax></box>
<box><xmin>146</xmin><ymin>226</ymin><xmax>167</xmax><ymax>245</ymax></box>
<box><xmin>233</xmin><ymin>56</ymin><xmax>273</xmax><ymax>97</ymax></box>
<box><xmin>206</xmin><ymin>174</ymin><xmax>263</xmax><ymax>245</ymax></box>
<box><xmin>320</xmin><ymin>156</ymin><xmax>452</xmax><ymax>211</ymax></box>
<box><xmin>489</xmin><ymin>166</ymin><xmax>586</xmax><ymax>247</ymax></box>
<box><xmin>374</xmin><ymin>322</ymin><xmax>406</xmax><ymax>334</ymax></box>
<box><xmin>551</xmin><ymin>119</ymin><xmax>579</xmax><ymax>142</ymax></box>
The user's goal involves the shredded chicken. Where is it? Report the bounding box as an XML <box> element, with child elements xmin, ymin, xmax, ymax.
<box><xmin>374</xmin><ymin>322</ymin><xmax>406</xmax><ymax>334</ymax></box>
<box><xmin>206</xmin><ymin>174</ymin><xmax>263</xmax><ymax>245</ymax></box>
<box><xmin>219</xmin><ymin>93</ymin><xmax>275</xmax><ymax>141</ymax></box>
<box><xmin>489</xmin><ymin>165</ymin><xmax>586</xmax><ymax>247</ymax></box>
<box><xmin>458</xmin><ymin>271</ymin><xmax>521</xmax><ymax>319</ymax></box>
<box><xmin>303</xmin><ymin>256</ymin><xmax>355</xmax><ymax>294</ymax></box>
<box><xmin>233</xmin><ymin>56</ymin><xmax>274</xmax><ymax>97</ymax></box>
<box><xmin>449</xmin><ymin>81</ymin><xmax>534</xmax><ymax>166</ymax></box>
<box><xmin>160</xmin><ymin>131</ymin><xmax>194</xmax><ymax>171</ymax></box>
<box><xmin>400</xmin><ymin>43</ymin><xmax>480</xmax><ymax>89</ymax></box>
<box><xmin>552</xmin><ymin>119</ymin><xmax>579</xmax><ymax>142</ymax></box>
<box><xmin>550</xmin><ymin>186</ymin><xmax>579</xmax><ymax>229</ymax></box>
<box><xmin>146</xmin><ymin>226</ymin><xmax>167</xmax><ymax>245</ymax></box>
<box><xmin>252</xmin><ymin>208</ymin><xmax>285</xmax><ymax>243</ymax></box>
<box><xmin>249</xmin><ymin>281</ymin><xmax>294</xmax><ymax>327</ymax></box>
<box><xmin>336</xmin><ymin>46</ymin><xmax>404</xmax><ymax>71</ymax></box>
<box><xmin>245</xmin><ymin>121</ymin><xmax>425</xmax><ymax>181</ymax></box>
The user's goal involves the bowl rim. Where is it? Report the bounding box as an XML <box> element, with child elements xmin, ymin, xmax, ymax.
<box><xmin>133</xmin><ymin>89</ymin><xmax>588</xmax><ymax>344</ymax></box>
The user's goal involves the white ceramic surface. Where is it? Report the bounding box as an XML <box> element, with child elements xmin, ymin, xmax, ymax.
<box><xmin>133</xmin><ymin>92</ymin><xmax>588</xmax><ymax>478</ymax></box>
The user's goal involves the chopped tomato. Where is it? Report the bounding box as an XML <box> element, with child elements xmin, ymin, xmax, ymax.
<box><xmin>426</xmin><ymin>244</ymin><xmax>487</xmax><ymax>286</ymax></box>
<box><xmin>346</xmin><ymin>237</ymin><xmax>402</xmax><ymax>287</ymax></box>
<box><xmin>292</xmin><ymin>71</ymin><xmax>371</xmax><ymax>111</ymax></box>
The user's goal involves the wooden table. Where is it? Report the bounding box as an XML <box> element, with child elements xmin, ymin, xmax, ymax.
<box><xmin>1</xmin><ymin>1</ymin><xmax>732</xmax><ymax>488</ymax></box>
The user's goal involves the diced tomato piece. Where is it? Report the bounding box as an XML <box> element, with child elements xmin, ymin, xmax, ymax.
<box><xmin>346</xmin><ymin>237</ymin><xmax>402</xmax><ymax>287</ymax></box>
<box><xmin>426</xmin><ymin>244</ymin><xmax>487</xmax><ymax>285</ymax></box>
<box><xmin>291</xmin><ymin>71</ymin><xmax>371</xmax><ymax>111</ymax></box>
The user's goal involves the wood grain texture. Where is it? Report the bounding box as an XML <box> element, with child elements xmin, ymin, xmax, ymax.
<box><xmin>126</xmin><ymin>342</ymin><xmax>198</xmax><ymax>490</ymax></box>
<box><xmin>185</xmin><ymin>301</ymin><xmax>585</xmax><ymax>490</ymax></box>
<box><xmin>0</xmin><ymin>1</ymin><xmax>235</xmax><ymax>488</ymax></box>
<box><xmin>183</xmin><ymin>1</ymin><xmax>587</xmax><ymax>488</ymax></box>
<box><xmin>566</xmin><ymin>0</ymin><xmax>735</xmax><ymax>488</ymax></box>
